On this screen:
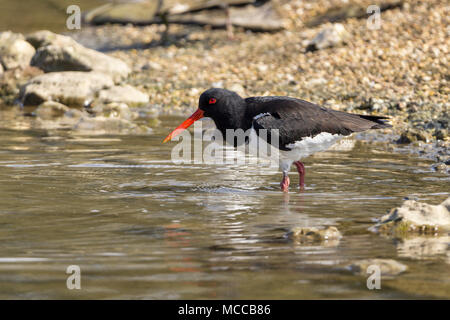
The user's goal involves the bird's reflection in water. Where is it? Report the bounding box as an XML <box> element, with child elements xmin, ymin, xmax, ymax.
<box><xmin>163</xmin><ymin>223</ymin><xmax>199</xmax><ymax>273</ymax></box>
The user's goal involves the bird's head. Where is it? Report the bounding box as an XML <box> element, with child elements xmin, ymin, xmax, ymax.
<box><xmin>163</xmin><ymin>88</ymin><xmax>244</xmax><ymax>143</ymax></box>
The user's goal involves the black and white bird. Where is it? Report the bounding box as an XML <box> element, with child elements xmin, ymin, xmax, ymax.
<box><xmin>163</xmin><ymin>88</ymin><xmax>391</xmax><ymax>192</ymax></box>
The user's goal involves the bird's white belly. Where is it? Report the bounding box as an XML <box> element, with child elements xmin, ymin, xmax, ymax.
<box><xmin>282</xmin><ymin>132</ymin><xmax>344</xmax><ymax>161</ymax></box>
<box><xmin>248</xmin><ymin>128</ymin><xmax>343</xmax><ymax>159</ymax></box>
<box><xmin>248</xmin><ymin>128</ymin><xmax>344</xmax><ymax>172</ymax></box>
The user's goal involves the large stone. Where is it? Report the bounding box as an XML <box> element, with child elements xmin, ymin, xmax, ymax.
<box><xmin>168</xmin><ymin>2</ymin><xmax>285</xmax><ymax>32</ymax></box>
<box><xmin>372</xmin><ymin>197</ymin><xmax>450</xmax><ymax>236</ymax></box>
<box><xmin>0</xmin><ymin>31</ymin><xmax>36</xmax><ymax>70</ymax></box>
<box><xmin>20</xmin><ymin>71</ymin><xmax>114</xmax><ymax>107</ymax></box>
<box><xmin>84</xmin><ymin>1</ymin><xmax>284</xmax><ymax>31</ymax></box>
<box><xmin>29</xmin><ymin>31</ymin><xmax>130</xmax><ymax>81</ymax></box>
<box><xmin>97</xmin><ymin>85</ymin><xmax>149</xmax><ymax>106</ymax></box>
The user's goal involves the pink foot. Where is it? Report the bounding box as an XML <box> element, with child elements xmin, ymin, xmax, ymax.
<box><xmin>294</xmin><ymin>161</ymin><xmax>306</xmax><ymax>190</ymax></box>
<box><xmin>280</xmin><ymin>174</ymin><xmax>290</xmax><ymax>192</ymax></box>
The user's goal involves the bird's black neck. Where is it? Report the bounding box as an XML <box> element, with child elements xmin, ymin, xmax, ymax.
<box><xmin>210</xmin><ymin>98</ymin><xmax>250</xmax><ymax>136</ymax></box>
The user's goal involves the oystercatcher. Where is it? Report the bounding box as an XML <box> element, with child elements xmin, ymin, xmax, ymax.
<box><xmin>163</xmin><ymin>88</ymin><xmax>391</xmax><ymax>192</ymax></box>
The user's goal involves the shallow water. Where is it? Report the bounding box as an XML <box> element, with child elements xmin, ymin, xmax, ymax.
<box><xmin>0</xmin><ymin>116</ymin><xmax>448</xmax><ymax>299</ymax></box>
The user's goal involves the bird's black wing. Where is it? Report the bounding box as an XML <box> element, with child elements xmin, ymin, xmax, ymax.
<box><xmin>246</xmin><ymin>96</ymin><xmax>391</xmax><ymax>151</ymax></box>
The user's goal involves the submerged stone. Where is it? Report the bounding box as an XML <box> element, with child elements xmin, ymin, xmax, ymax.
<box><xmin>72</xmin><ymin>116</ymin><xmax>151</xmax><ymax>135</ymax></box>
<box><xmin>346</xmin><ymin>258</ymin><xmax>407</xmax><ymax>277</ymax></box>
<box><xmin>90</xmin><ymin>102</ymin><xmax>138</xmax><ymax>122</ymax></box>
<box><xmin>286</xmin><ymin>226</ymin><xmax>342</xmax><ymax>244</ymax></box>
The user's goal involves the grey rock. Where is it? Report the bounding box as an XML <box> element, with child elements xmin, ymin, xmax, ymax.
<box><xmin>372</xmin><ymin>197</ymin><xmax>450</xmax><ymax>236</ymax></box>
<box><xmin>168</xmin><ymin>2</ymin><xmax>285</xmax><ymax>32</ymax></box>
<box><xmin>0</xmin><ymin>31</ymin><xmax>36</xmax><ymax>69</ymax></box>
<box><xmin>306</xmin><ymin>23</ymin><xmax>350</xmax><ymax>52</ymax></box>
<box><xmin>29</xmin><ymin>31</ymin><xmax>130</xmax><ymax>81</ymax></box>
<box><xmin>83</xmin><ymin>1</ymin><xmax>284</xmax><ymax>31</ymax></box>
<box><xmin>20</xmin><ymin>71</ymin><xmax>114</xmax><ymax>106</ymax></box>
<box><xmin>97</xmin><ymin>85</ymin><xmax>149</xmax><ymax>106</ymax></box>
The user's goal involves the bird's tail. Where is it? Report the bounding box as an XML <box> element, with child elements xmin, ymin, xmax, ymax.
<box><xmin>357</xmin><ymin>114</ymin><xmax>392</xmax><ymax>129</ymax></box>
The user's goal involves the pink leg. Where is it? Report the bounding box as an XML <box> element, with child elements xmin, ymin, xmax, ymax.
<box><xmin>294</xmin><ymin>161</ymin><xmax>306</xmax><ymax>189</ymax></box>
<box><xmin>280</xmin><ymin>173</ymin><xmax>290</xmax><ymax>192</ymax></box>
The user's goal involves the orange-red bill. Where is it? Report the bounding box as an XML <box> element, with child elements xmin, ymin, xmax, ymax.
<box><xmin>162</xmin><ymin>109</ymin><xmax>204</xmax><ymax>143</ymax></box>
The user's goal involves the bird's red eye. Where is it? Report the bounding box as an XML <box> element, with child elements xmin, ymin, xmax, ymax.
<box><xmin>209</xmin><ymin>98</ymin><xmax>216</xmax><ymax>104</ymax></box>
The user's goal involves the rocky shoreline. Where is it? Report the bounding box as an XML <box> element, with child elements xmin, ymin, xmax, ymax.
<box><xmin>0</xmin><ymin>0</ymin><xmax>448</xmax><ymax>168</ymax></box>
